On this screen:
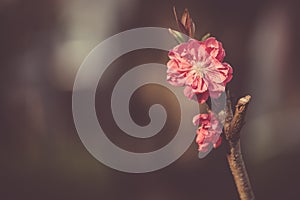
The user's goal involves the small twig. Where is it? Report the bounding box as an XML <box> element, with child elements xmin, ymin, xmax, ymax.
<box><xmin>228</xmin><ymin>95</ymin><xmax>251</xmax><ymax>142</ymax></box>
<box><xmin>224</xmin><ymin>93</ymin><xmax>255</xmax><ymax>200</ymax></box>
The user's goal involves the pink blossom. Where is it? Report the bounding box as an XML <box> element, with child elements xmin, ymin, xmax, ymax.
<box><xmin>167</xmin><ymin>37</ymin><xmax>233</xmax><ymax>103</ymax></box>
<box><xmin>192</xmin><ymin>112</ymin><xmax>222</xmax><ymax>153</ymax></box>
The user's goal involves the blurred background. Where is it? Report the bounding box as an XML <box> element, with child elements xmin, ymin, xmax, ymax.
<box><xmin>1</xmin><ymin>0</ymin><xmax>300</xmax><ymax>199</ymax></box>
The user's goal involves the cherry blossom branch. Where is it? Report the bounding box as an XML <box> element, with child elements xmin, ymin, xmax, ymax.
<box><xmin>168</xmin><ymin>7</ymin><xmax>254</xmax><ymax>199</ymax></box>
<box><xmin>224</xmin><ymin>92</ymin><xmax>255</xmax><ymax>200</ymax></box>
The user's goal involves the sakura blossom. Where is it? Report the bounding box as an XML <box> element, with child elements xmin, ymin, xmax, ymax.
<box><xmin>167</xmin><ymin>38</ymin><xmax>233</xmax><ymax>103</ymax></box>
<box><xmin>192</xmin><ymin>112</ymin><xmax>222</xmax><ymax>153</ymax></box>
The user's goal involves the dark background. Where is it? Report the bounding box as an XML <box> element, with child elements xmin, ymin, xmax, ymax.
<box><xmin>1</xmin><ymin>0</ymin><xmax>300</xmax><ymax>199</ymax></box>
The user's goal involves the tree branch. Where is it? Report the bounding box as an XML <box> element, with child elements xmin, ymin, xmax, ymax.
<box><xmin>224</xmin><ymin>93</ymin><xmax>255</xmax><ymax>200</ymax></box>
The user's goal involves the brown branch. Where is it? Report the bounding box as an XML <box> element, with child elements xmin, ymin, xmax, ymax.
<box><xmin>224</xmin><ymin>93</ymin><xmax>255</xmax><ymax>200</ymax></box>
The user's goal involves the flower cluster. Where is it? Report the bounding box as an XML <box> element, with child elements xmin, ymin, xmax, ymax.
<box><xmin>193</xmin><ymin>112</ymin><xmax>222</xmax><ymax>153</ymax></box>
<box><xmin>166</xmin><ymin>37</ymin><xmax>233</xmax><ymax>154</ymax></box>
<box><xmin>167</xmin><ymin>37</ymin><xmax>233</xmax><ymax>103</ymax></box>
<box><xmin>166</xmin><ymin>8</ymin><xmax>234</xmax><ymax>154</ymax></box>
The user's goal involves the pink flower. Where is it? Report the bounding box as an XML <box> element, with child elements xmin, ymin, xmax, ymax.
<box><xmin>193</xmin><ymin>112</ymin><xmax>222</xmax><ymax>153</ymax></box>
<box><xmin>167</xmin><ymin>37</ymin><xmax>233</xmax><ymax>103</ymax></box>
